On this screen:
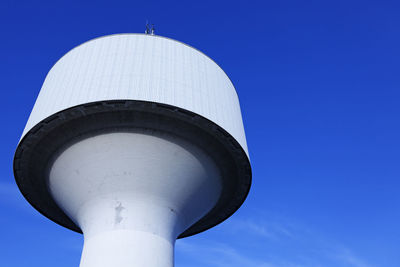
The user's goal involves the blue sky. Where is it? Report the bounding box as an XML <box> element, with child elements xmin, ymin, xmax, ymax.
<box><xmin>1</xmin><ymin>0</ymin><xmax>400</xmax><ymax>266</ymax></box>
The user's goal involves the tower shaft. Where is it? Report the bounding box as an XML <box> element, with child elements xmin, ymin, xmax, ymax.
<box><xmin>49</xmin><ymin>132</ymin><xmax>221</xmax><ymax>267</ymax></box>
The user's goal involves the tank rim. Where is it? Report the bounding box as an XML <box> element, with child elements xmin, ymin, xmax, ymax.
<box><xmin>13</xmin><ymin>99</ymin><xmax>252</xmax><ymax>238</ymax></box>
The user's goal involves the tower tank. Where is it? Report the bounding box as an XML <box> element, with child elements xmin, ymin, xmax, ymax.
<box><xmin>13</xmin><ymin>33</ymin><xmax>251</xmax><ymax>267</ymax></box>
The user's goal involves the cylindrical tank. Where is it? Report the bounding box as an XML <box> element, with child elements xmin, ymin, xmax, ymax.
<box><xmin>13</xmin><ymin>33</ymin><xmax>251</xmax><ymax>267</ymax></box>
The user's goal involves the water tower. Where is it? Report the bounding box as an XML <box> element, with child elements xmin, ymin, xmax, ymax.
<box><xmin>13</xmin><ymin>33</ymin><xmax>251</xmax><ymax>267</ymax></box>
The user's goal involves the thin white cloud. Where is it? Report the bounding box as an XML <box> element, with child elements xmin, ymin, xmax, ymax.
<box><xmin>0</xmin><ymin>182</ymin><xmax>38</xmax><ymax>215</ymax></box>
<box><xmin>334</xmin><ymin>248</ymin><xmax>374</xmax><ymax>267</ymax></box>
<box><xmin>176</xmin><ymin>239</ymin><xmax>294</xmax><ymax>267</ymax></box>
<box><xmin>220</xmin><ymin>216</ymin><xmax>294</xmax><ymax>242</ymax></box>
<box><xmin>0</xmin><ymin>182</ymin><xmax>23</xmax><ymax>204</ymax></box>
<box><xmin>176</xmin><ymin>214</ymin><xmax>375</xmax><ymax>267</ymax></box>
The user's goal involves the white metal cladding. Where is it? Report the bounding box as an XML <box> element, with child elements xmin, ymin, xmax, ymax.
<box><xmin>22</xmin><ymin>34</ymin><xmax>248</xmax><ymax>156</ymax></box>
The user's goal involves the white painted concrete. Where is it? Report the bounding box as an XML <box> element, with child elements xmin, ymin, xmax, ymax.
<box><xmin>48</xmin><ymin>131</ymin><xmax>222</xmax><ymax>267</ymax></box>
<box><xmin>21</xmin><ymin>34</ymin><xmax>249</xmax><ymax>156</ymax></box>
<box><xmin>17</xmin><ymin>33</ymin><xmax>251</xmax><ymax>266</ymax></box>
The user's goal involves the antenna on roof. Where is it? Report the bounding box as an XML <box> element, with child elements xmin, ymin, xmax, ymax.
<box><xmin>145</xmin><ymin>20</ymin><xmax>150</xmax><ymax>34</ymax></box>
<box><xmin>145</xmin><ymin>21</ymin><xmax>155</xmax><ymax>35</ymax></box>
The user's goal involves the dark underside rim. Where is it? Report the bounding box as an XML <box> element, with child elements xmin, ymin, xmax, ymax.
<box><xmin>13</xmin><ymin>100</ymin><xmax>252</xmax><ymax>238</ymax></box>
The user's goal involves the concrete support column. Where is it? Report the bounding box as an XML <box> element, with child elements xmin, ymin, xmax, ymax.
<box><xmin>48</xmin><ymin>132</ymin><xmax>222</xmax><ymax>267</ymax></box>
<box><xmin>80</xmin><ymin>229</ymin><xmax>174</xmax><ymax>267</ymax></box>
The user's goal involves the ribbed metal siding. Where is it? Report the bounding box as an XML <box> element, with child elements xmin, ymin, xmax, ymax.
<box><xmin>22</xmin><ymin>34</ymin><xmax>248</xmax><ymax>156</ymax></box>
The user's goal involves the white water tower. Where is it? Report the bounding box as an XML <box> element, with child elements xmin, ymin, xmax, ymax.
<box><xmin>13</xmin><ymin>33</ymin><xmax>251</xmax><ymax>267</ymax></box>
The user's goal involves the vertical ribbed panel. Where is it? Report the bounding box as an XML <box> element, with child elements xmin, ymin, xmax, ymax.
<box><xmin>22</xmin><ymin>34</ymin><xmax>248</xmax><ymax>156</ymax></box>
